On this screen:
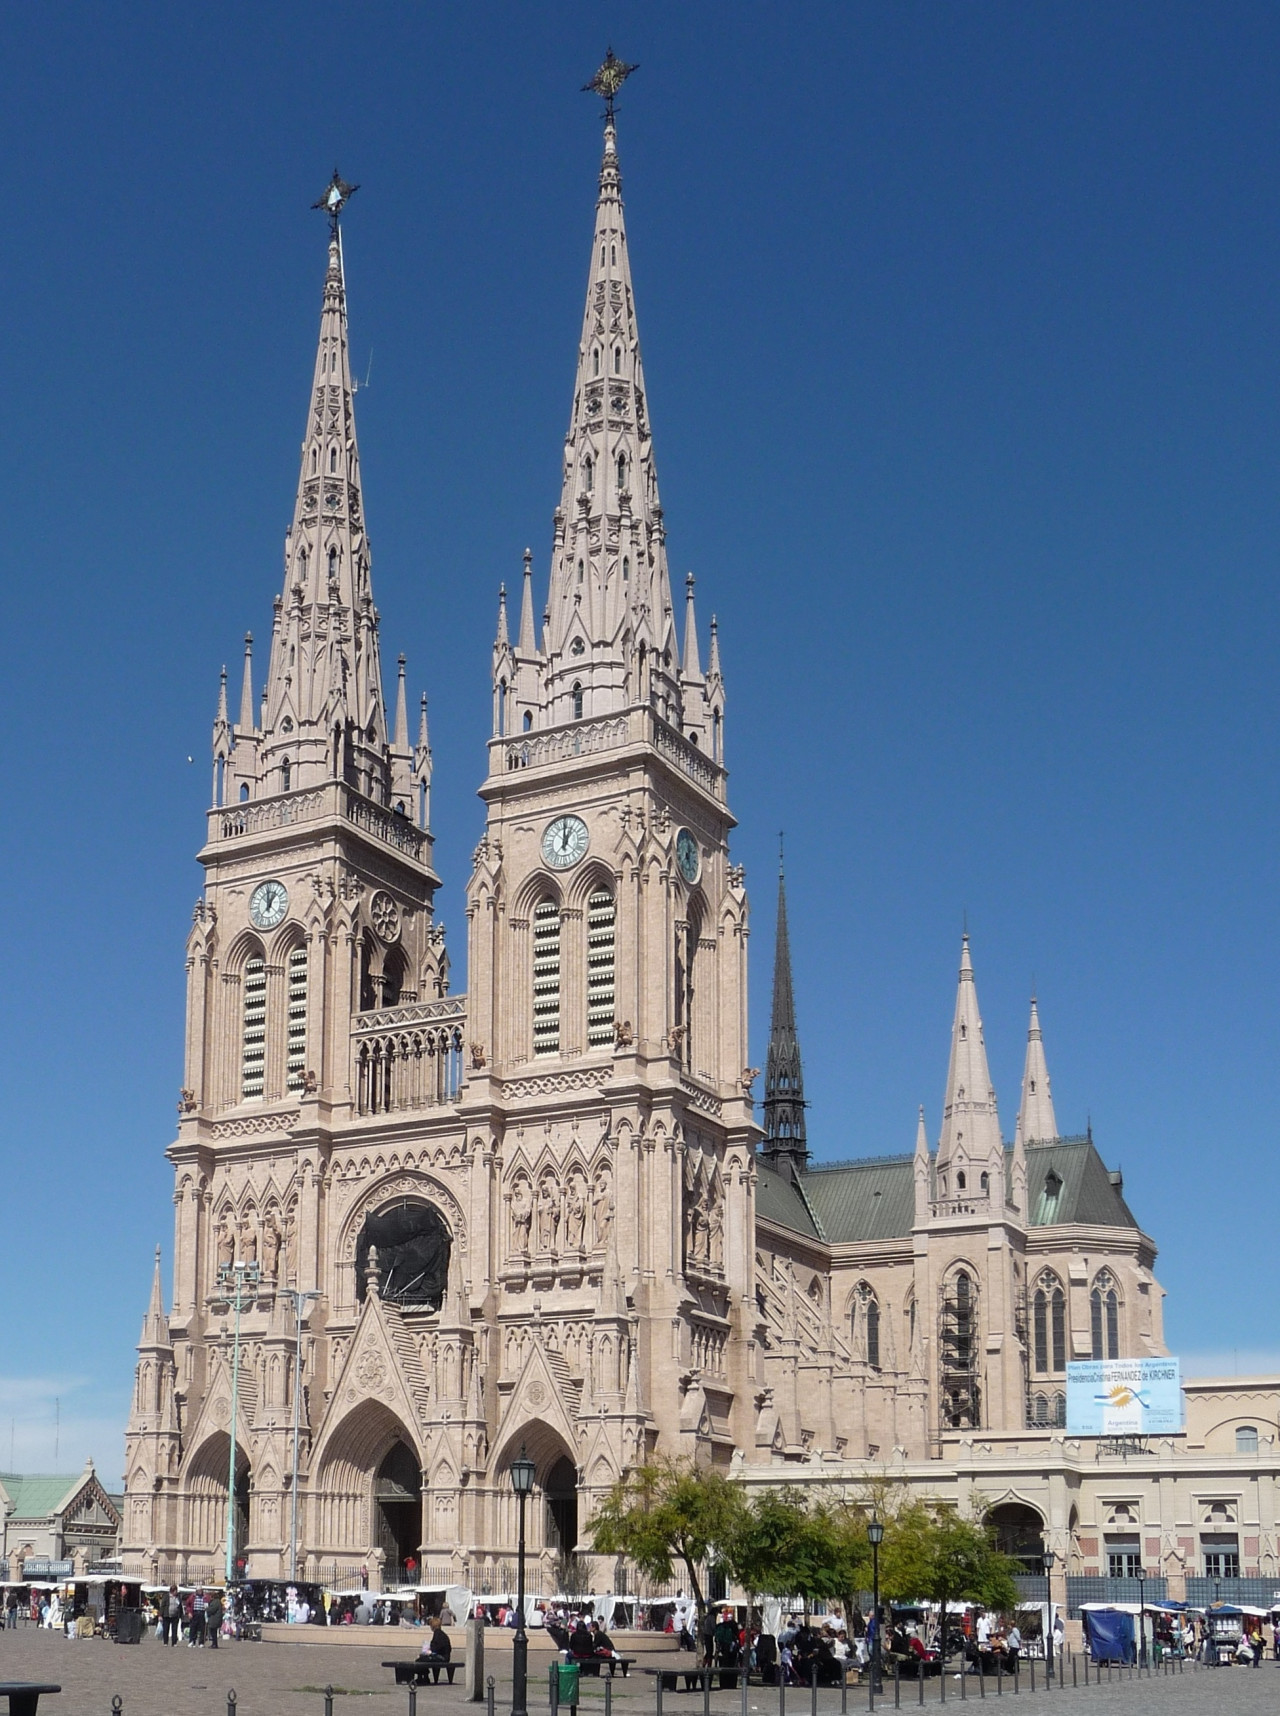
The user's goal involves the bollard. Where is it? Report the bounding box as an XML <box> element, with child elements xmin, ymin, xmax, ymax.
<box><xmin>704</xmin><ymin>1667</ymin><xmax>712</xmax><ymax>1716</ymax></box>
<box><xmin>325</xmin><ymin>1688</ymin><xmax>334</xmax><ymax>1716</ymax></box>
<box><xmin>869</xmin><ymin>1659</ymin><xmax>875</xmax><ymax>1713</ymax></box>
<box><xmin>229</xmin><ymin>1692</ymin><xmax>238</xmax><ymax>1716</ymax></box>
<box><xmin>410</xmin><ymin>1687</ymin><xmax>418</xmax><ymax>1716</ymax></box>
<box><xmin>488</xmin><ymin>1679</ymin><xmax>496</xmax><ymax>1716</ymax></box>
<box><xmin>841</xmin><ymin>1660</ymin><xmax>849</xmax><ymax>1716</ymax></box>
<box><xmin>917</xmin><ymin>1661</ymin><xmax>924</xmax><ymax>1706</ymax></box>
<box><xmin>112</xmin><ymin>1701</ymin><xmax>123</xmax><ymax>1716</ymax></box>
<box><xmin>975</xmin><ymin>1657</ymin><xmax>982</xmax><ymax>1700</ymax></box>
<box><xmin>606</xmin><ymin>1676</ymin><xmax>613</xmax><ymax>1716</ymax></box>
<box><xmin>743</xmin><ymin>1665</ymin><xmax>751</xmax><ymax>1716</ymax></box>
<box><xmin>1071</xmin><ymin>1658</ymin><xmax>1076</xmax><ymax>1688</ymax></box>
<box><xmin>995</xmin><ymin>1657</ymin><xmax>1001</xmax><ymax>1697</ymax></box>
<box><xmin>1029</xmin><ymin>1660</ymin><xmax>1034</xmax><ymax>1694</ymax></box>
<box><xmin>550</xmin><ymin>1663</ymin><xmax>559</xmax><ymax>1716</ymax></box>
<box><xmin>960</xmin><ymin>1658</ymin><xmax>966</xmax><ymax>1700</ymax></box>
<box><xmin>893</xmin><ymin>1661</ymin><xmax>900</xmax><ymax>1708</ymax></box>
<box><xmin>811</xmin><ymin>1664</ymin><xmax>819</xmax><ymax>1716</ymax></box>
<box><xmin>1012</xmin><ymin>1660</ymin><xmax>1018</xmax><ymax>1696</ymax></box>
<box><xmin>779</xmin><ymin>1666</ymin><xmax>786</xmax><ymax>1716</ymax></box>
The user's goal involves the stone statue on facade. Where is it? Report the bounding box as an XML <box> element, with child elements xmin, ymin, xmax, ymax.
<box><xmin>592</xmin><ymin>1171</ymin><xmax>614</xmax><ymax>1249</ymax></box>
<box><xmin>510</xmin><ymin>1178</ymin><xmax>533</xmax><ymax>1253</ymax></box>
<box><xmin>262</xmin><ymin>1217</ymin><xmax>281</xmax><ymax>1278</ymax></box>
<box><xmin>565</xmin><ymin>1172</ymin><xmax>588</xmax><ymax>1250</ymax></box>
<box><xmin>536</xmin><ymin>1175</ymin><xmax>560</xmax><ymax>1253</ymax></box>
<box><xmin>216</xmin><ymin>1224</ymin><xmax>235</xmax><ymax>1271</ymax></box>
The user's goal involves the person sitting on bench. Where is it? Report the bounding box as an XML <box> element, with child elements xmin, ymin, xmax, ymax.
<box><xmin>569</xmin><ymin>1618</ymin><xmax>594</xmax><ymax>1657</ymax></box>
<box><xmin>419</xmin><ymin>1616</ymin><xmax>453</xmax><ymax>1681</ymax></box>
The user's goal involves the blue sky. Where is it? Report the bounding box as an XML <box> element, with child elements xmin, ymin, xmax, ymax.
<box><xmin>1</xmin><ymin>3</ymin><xmax>1277</xmax><ymax>1478</ymax></box>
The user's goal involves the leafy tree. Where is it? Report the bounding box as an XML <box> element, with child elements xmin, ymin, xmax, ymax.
<box><xmin>874</xmin><ymin>1498</ymin><xmax>1021</xmax><ymax>1655</ymax></box>
<box><xmin>587</xmin><ymin>1459</ymin><xmax>747</xmax><ymax>1650</ymax></box>
<box><xmin>724</xmin><ymin>1487</ymin><xmax>849</xmax><ymax>1617</ymax></box>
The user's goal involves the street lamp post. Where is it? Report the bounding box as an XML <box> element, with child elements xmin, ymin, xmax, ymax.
<box><xmin>867</xmin><ymin>1512</ymin><xmax>885</xmax><ymax>1697</ymax></box>
<box><xmin>1042</xmin><ymin>1550</ymin><xmax>1056</xmax><ymax>1683</ymax></box>
<box><xmin>215</xmin><ymin>1260</ymin><xmax>260</xmax><ymax>1587</ymax></box>
<box><xmin>1135</xmin><ymin>1566</ymin><xmax>1146</xmax><ymax>1671</ymax></box>
<box><xmin>283</xmin><ymin>1288</ymin><xmax>321</xmax><ymax>1584</ymax></box>
<box><xmin>509</xmin><ymin>1446</ymin><xmax>536</xmax><ymax>1716</ymax></box>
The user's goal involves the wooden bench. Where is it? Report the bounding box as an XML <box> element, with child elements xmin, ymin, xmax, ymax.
<box><xmin>640</xmin><ymin>1665</ymin><xmax>716</xmax><ymax>1694</ymax></box>
<box><xmin>383</xmin><ymin>1658</ymin><xmax>459</xmax><ymax>1686</ymax></box>
<box><xmin>571</xmin><ymin>1655</ymin><xmax>637</xmax><ymax>1678</ymax></box>
<box><xmin>0</xmin><ymin>1684</ymin><xmax>61</xmax><ymax>1716</ymax></box>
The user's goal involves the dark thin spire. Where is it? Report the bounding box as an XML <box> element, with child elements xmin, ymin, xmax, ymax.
<box><xmin>761</xmin><ymin>838</ymin><xmax>808</xmax><ymax>1172</ymax></box>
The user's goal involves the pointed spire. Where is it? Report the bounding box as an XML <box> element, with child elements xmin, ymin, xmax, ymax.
<box><xmin>682</xmin><ymin>573</ymin><xmax>702</xmax><ymax>677</ymax></box>
<box><xmin>393</xmin><ymin>654</ymin><xmax>409</xmax><ymax>750</ymax></box>
<box><xmin>518</xmin><ymin>548</ymin><xmax>537</xmax><ymax>652</ymax></box>
<box><xmin>913</xmin><ymin>1106</ymin><xmax>931</xmax><ymax>1225</ymax></box>
<box><xmin>708</xmin><ymin>614</ymin><xmax>722</xmax><ymax>678</ymax></box>
<box><xmin>539</xmin><ymin>96</ymin><xmax>680</xmax><ymax>722</ymax></box>
<box><xmin>215</xmin><ymin>666</ymin><xmax>229</xmax><ymax>728</ymax></box>
<box><xmin>495</xmin><ymin>583</ymin><xmax>510</xmax><ymax>648</ymax></box>
<box><xmin>936</xmin><ymin>933</ymin><xmax>1003</xmax><ymax>1183</ymax></box>
<box><xmin>238</xmin><ymin>634</ymin><xmax>254</xmax><ymax>730</ymax></box>
<box><xmin>1016</xmin><ymin>994</ymin><xmax>1059</xmax><ymax>1147</ymax></box>
<box><xmin>141</xmin><ymin>1247</ymin><xmax>169</xmax><ymax>1347</ymax></box>
<box><xmin>417</xmin><ymin>692</ymin><xmax>430</xmax><ymax>751</ymax></box>
<box><xmin>255</xmin><ymin>200</ymin><xmax>393</xmax><ymax>795</ymax></box>
<box><xmin>761</xmin><ymin>839</ymin><xmax>808</xmax><ymax>1171</ymax></box>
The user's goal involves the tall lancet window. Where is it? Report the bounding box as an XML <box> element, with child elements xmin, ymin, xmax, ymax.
<box><xmin>572</xmin><ymin>683</ymin><xmax>584</xmax><ymax>720</ymax></box>
<box><xmin>285</xmin><ymin>946</ymin><xmax>307</xmax><ymax>1093</ymax></box>
<box><xmin>328</xmin><ymin>547</ymin><xmax>338</xmax><ymax>583</ymax></box>
<box><xmin>617</xmin><ymin>454</ymin><xmax>627</xmax><ymax>491</ymax></box>
<box><xmin>1090</xmin><ymin>1272</ymin><xmax>1120</xmax><ymax>1360</ymax></box>
<box><xmin>1033</xmin><ymin>1272</ymin><xmax>1066</xmax><ymax>1373</ymax></box>
<box><xmin>586</xmin><ymin>889</ymin><xmax>616</xmax><ymax>1048</ymax></box>
<box><xmin>242</xmin><ymin>955</ymin><xmax>267</xmax><ymax>1100</ymax></box>
<box><xmin>329</xmin><ymin>445</ymin><xmax>338</xmax><ymax>473</ymax></box>
<box><xmin>674</xmin><ymin>918</ymin><xmax>696</xmax><ymax>1069</ymax></box>
<box><xmin>584</xmin><ymin>456</ymin><xmax>594</xmax><ymax>493</ymax></box>
<box><xmin>532</xmin><ymin>900</ymin><xmax>561</xmax><ymax>1057</ymax></box>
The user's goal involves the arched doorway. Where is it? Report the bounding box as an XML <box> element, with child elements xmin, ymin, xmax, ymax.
<box><xmin>545</xmin><ymin>1455</ymin><xmax>578</xmax><ymax>1554</ymax></box>
<box><xmin>987</xmin><ymin>1502</ymin><xmax>1046</xmax><ymax>1570</ymax></box>
<box><xmin>374</xmin><ymin>1442</ymin><xmax>423</xmax><ymax>1583</ymax></box>
<box><xmin>184</xmin><ymin>1434</ymin><xmax>251</xmax><ymax>1572</ymax></box>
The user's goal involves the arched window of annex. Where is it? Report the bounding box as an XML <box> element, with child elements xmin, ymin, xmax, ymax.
<box><xmin>531</xmin><ymin>888</ymin><xmax>563</xmax><ymax>1058</ymax></box>
<box><xmin>237</xmin><ymin>937</ymin><xmax>268</xmax><ymax>1101</ymax></box>
<box><xmin>939</xmin><ymin>1265</ymin><xmax>980</xmax><ymax>1430</ymax></box>
<box><xmin>852</xmin><ymin>1281</ymin><xmax>881</xmax><ymax>1371</ymax></box>
<box><xmin>1032</xmin><ymin>1269</ymin><xmax>1066</xmax><ymax>1374</ymax></box>
<box><xmin>1090</xmin><ymin>1269</ymin><xmax>1121</xmax><ymax>1360</ymax></box>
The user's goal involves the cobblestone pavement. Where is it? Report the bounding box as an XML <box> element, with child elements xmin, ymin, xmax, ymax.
<box><xmin>0</xmin><ymin>1631</ymin><xmax>1273</xmax><ymax>1716</ymax></box>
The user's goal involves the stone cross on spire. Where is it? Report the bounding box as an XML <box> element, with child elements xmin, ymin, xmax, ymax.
<box><xmin>761</xmin><ymin>839</ymin><xmax>808</xmax><ymax>1171</ymax></box>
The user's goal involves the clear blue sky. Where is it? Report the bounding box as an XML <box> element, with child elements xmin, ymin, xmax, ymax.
<box><xmin>1</xmin><ymin>3</ymin><xmax>1277</xmax><ymax>1478</ymax></box>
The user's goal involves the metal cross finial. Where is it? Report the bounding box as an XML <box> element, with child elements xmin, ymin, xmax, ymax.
<box><xmin>583</xmin><ymin>48</ymin><xmax>639</xmax><ymax>117</ymax></box>
<box><xmin>313</xmin><ymin>168</ymin><xmax>359</xmax><ymax>231</ymax></box>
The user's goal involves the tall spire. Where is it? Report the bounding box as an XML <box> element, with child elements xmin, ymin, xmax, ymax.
<box><xmin>913</xmin><ymin>1105</ymin><xmax>931</xmax><ymax>1223</ymax></box>
<box><xmin>936</xmin><ymin>934</ymin><xmax>1003</xmax><ymax>1189</ymax></box>
<box><xmin>761</xmin><ymin>841</ymin><xmax>808</xmax><ymax>1171</ymax></box>
<box><xmin>1015</xmin><ymin>995</ymin><xmax>1059</xmax><ymax>1147</ymax></box>
<box><xmin>682</xmin><ymin>572</ymin><xmax>703</xmax><ymax>678</ymax></box>
<box><xmin>517</xmin><ymin>548</ymin><xmax>537</xmax><ymax>652</ymax></box>
<box><xmin>393</xmin><ymin>654</ymin><xmax>409</xmax><ymax>751</ymax></box>
<box><xmin>255</xmin><ymin>182</ymin><xmax>392</xmax><ymax>797</ymax></box>
<box><xmin>238</xmin><ymin>634</ymin><xmax>255</xmax><ymax>730</ymax></box>
<box><xmin>141</xmin><ymin>1246</ymin><xmax>168</xmax><ymax>1347</ymax></box>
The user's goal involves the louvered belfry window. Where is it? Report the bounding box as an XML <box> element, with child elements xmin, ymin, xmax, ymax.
<box><xmin>532</xmin><ymin>901</ymin><xmax>561</xmax><ymax>1056</ymax></box>
<box><xmin>242</xmin><ymin>956</ymin><xmax>267</xmax><ymax>1099</ymax></box>
<box><xmin>586</xmin><ymin>890</ymin><xmax>616</xmax><ymax>1048</ymax></box>
<box><xmin>286</xmin><ymin>945</ymin><xmax>307</xmax><ymax>1092</ymax></box>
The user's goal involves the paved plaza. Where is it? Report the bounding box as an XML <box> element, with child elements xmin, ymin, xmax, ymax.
<box><xmin>0</xmin><ymin>1633</ymin><xmax>1274</xmax><ymax>1716</ymax></box>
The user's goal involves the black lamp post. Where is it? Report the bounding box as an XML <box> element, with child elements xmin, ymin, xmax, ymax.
<box><xmin>509</xmin><ymin>1446</ymin><xmax>536</xmax><ymax>1716</ymax></box>
<box><xmin>1135</xmin><ymin>1567</ymin><xmax>1146</xmax><ymax>1670</ymax></box>
<box><xmin>1042</xmin><ymin>1550</ymin><xmax>1056</xmax><ymax>1683</ymax></box>
<box><xmin>867</xmin><ymin>1512</ymin><xmax>885</xmax><ymax>1696</ymax></box>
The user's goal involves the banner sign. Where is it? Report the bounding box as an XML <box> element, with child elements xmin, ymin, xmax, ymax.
<box><xmin>21</xmin><ymin>1558</ymin><xmax>73</xmax><ymax>1578</ymax></box>
<box><xmin>1066</xmin><ymin>1358</ymin><xmax>1183</xmax><ymax>1436</ymax></box>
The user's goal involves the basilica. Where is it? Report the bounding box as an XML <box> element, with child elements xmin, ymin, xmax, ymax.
<box><xmin>121</xmin><ymin>77</ymin><xmax>1279</xmax><ymax>1609</ymax></box>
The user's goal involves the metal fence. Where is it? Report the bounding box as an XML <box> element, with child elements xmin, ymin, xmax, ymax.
<box><xmin>1185</xmin><ymin>1575</ymin><xmax>1279</xmax><ymax>1608</ymax></box>
<box><xmin>1065</xmin><ymin>1574</ymin><xmax>1167</xmax><ymax>1616</ymax></box>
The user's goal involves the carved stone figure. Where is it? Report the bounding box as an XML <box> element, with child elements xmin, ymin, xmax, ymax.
<box><xmin>592</xmin><ymin>1172</ymin><xmax>614</xmax><ymax>1249</ymax></box>
<box><xmin>216</xmin><ymin>1224</ymin><xmax>235</xmax><ymax>1271</ymax></box>
<box><xmin>614</xmin><ymin>1019</ymin><xmax>634</xmax><ymax>1048</ymax></box>
<box><xmin>536</xmin><ymin>1175</ymin><xmax>560</xmax><ymax>1253</ymax></box>
<box><xmin>283</xmin><ymin>1216</ymin><xmax>298</xmax><ymax>1285</ymax></box>
<box><xmin>707</xmin><ymin>1196</ymin><xmax>724</xmax><ymax>1270</ymax></box>
<box><xmin>262</xmin><ymin>1218</ymin><xmax>281</xmax><ymax>1278</ymax></box>
<box><xmin>510</xmin><ymin>1178</ymin><xmax>533</xmax><ymax>1253</ymax></box>
<box><xmin>565</xmin><ymin>1172</ymin><xmax>588</xmax><ymax>1250</ymax></box>
<box><xmin>240</xmin><ymin>1223</ymin><xmax>258</xmax><ymax>1267</ymax></box>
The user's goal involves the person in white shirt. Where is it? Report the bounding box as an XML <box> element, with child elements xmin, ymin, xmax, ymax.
<box><xmin>976</xmin><ymin>1614</ymin><xmax>991</xmax><ymax>1650</ymax></box>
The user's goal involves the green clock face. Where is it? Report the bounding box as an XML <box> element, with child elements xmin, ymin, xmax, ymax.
<box><xmin>249</xmin><ymin>880</ymin><xmax>288</xmax><ymax>930</ymax></box>
<box><xmin>541</xmin><ymin>815</ymin><xmax>590</xmax><ymax>871</ymax></box>
<box><xmin>676</xmin><ymin>828</ymin><xmax>700</xmax><ymax>884</ymax></box>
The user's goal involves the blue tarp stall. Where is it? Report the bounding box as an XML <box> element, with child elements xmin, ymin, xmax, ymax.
<box><xmin>1083</xmin><ymin>1608</ymin><xmax>1135</xmax><ymax>1664</ymax></box>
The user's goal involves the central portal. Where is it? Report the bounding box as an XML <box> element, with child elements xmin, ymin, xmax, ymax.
<box><xmin>374</xmin><ymin>1442</ymin><xmax>423</xmax><ymax>1583</ymax></box>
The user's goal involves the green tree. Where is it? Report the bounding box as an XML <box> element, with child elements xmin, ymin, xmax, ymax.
<box><xmin>724</xmin><ymin>1487</ymin><xmax>849</xmax><ymax>1617</ymax></box>
<box><xmin>587</xmin><ymin>1459</ymin><xmax>747</xmax><ymax>1651</ymax></box>
<box><xmin>876</xmin><ymin>1499</ymin><xmax>1021</xmax><ymax>1656</ymax></box>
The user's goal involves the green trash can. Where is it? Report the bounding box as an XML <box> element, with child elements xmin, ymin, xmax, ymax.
<box><xmin>557</xmin><ymin>1661</ymin><xmax>581</xmax><ymax>1707</ymax></box>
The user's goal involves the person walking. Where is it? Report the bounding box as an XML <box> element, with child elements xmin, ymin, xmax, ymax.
<box><xmin>206</xmin><ymin>1589</ymin><xmax>223</xmax><ymax>1650</ymax></box>
<box><xmin>190</xmin><ymin>1588</ymin><xmax>207</xmax><ymax>1647</ymax></box>
<box><xmin>163</xmin><ymin>1585</ymin><xmax>181</xmax><ymax>1647</ymax></box>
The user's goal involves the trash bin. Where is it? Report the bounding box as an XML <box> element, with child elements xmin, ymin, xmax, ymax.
<box><xmin>115</xmin><ymin>1607</ymin><xmax>142</xmax><ymax>1644</ymax></box>
<box><xmin>557</xmin><ymin>1662</ymin><xmax>581</xmax><ymax>1707</ymax></box>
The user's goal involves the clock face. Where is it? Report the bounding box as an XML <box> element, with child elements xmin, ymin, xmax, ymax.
<box><xmin>541</xmin><ymin>815</ymin><xmax>590</xmax><ymax>871</ymax></box>
<box><xmin>249</xmin><ymin>880</ymin><xmax>289</xmax><ymax>930</ymax></box>
<box><xmin>676</xmin><ymin>828</ymin><xmax>701</xmax><ymax>884</ymax></box>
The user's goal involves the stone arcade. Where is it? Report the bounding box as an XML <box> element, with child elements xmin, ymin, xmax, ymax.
<box><xmin>122</xmin><ymin>88</ymin><xmax>1279</xmax><ymax>1610</ymax></box>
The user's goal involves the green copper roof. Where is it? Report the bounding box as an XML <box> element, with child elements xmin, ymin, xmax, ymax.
<box><xmin>756</xmin><ymin>1135</ymin><xmax>1138</xmax><ymax>1245</ymax></box>
<box><xmin>0</xmin><ymin>1474</ymin><xmax>81</xmax><ymax>1520</ymax></box>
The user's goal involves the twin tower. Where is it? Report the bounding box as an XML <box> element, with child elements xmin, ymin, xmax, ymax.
<box><xmin>122</xmin><ymin>86</ymin><xmax>1163</xmax><ymax>1591</ymax></box>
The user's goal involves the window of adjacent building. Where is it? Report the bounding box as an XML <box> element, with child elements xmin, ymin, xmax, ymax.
<box><xmin>241</xmin><ymin>956</ymin><xmax>267</xmax><ymax>1099</ymax></box>
<box><xmin>1029</xmin><ymin>1391</ymin><xmax>1066</xmax><ymax>1428</ymax></box>
<box><xmin>1106</xmin><ymin>1536</ymin><xmax>1141</xmax><ymax>1579</ymax></box>
<box><xmin>1237</xmin><ymin>1425</ymin><xmax>1259</xmax><ymax>1454</ymax></box>
<box><xmin>864</xmin><ymin>1293</ymin><xmax>881</xmax><ymax>1370</ymax></box>
<box><xmin>1202</xmin><ymin>1535</ymin><xmax>1240</xmax><ymax>1578</ymax></box>
<box><xmin>586</xmin><ymin>889</ymin><xmax>616</xmax><ymax>1048</ymax></box>
<box><xmin>285</xmin><ymin>946</ymin><xmax>307</xmax><ymax>1092</ymax></box>
<box><xmin>1091</xmin><ymin>1271</ymin><xmax>1120</xmax><ymax>1360</ymax></box>
<box><xmin>1033</xmin><ymin>1272</ymin><xmax>1066</xmax><ymax>1374</ymax></box>
<box><xmin>532</xmin><ymin>900</ymin><xmax>561</xmax><ymax>1057</ymax></box>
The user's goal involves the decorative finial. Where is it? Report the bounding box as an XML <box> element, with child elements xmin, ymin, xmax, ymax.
<box><xmin>313</xmin><ymin>168</ymin><xmax>359</xmax><ymax>233</ymax></box>
<box><xmin>778</xmin><ymin>830</ymin><xmax>785</xmax><ymax>877</ymax></box>
<box><xmin>583</xmin><ymin>47</ymin><xmax>639</xmax><ymax>118</ymax></box>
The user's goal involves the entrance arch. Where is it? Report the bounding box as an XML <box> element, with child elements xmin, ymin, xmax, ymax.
<box><xmin>987</xmin><ymin>1501</ymin><xmax>1046</xmax><ymax>1570</ymax></box>
<box><xmin>492</xmin><ymin>1424</ymin><xmax>581</xmax><ymax>1566</ymax></box>
<box><xmin>545</xmin><ymin>1455</ymin><xmax>578</xmax><ymax>1554</ymax></box>
<box><xmin>183</xmin><ymin>1433</ymin><xmax>250</xmax><ymax>1569</ymax></box>
<box><xmin>313</xmin><ymin>1400</ymin><xmax>424</xmax><ymax>1574</ymax></box>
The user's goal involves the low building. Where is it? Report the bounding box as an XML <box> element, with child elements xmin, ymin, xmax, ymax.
<box><xmin>1</xmin><ymin>1460</ymin><xmax>123</xmax><ymax>1578</ymax></box>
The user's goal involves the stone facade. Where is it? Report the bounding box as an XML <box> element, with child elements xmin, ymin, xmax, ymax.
<box><xmin>121</xmin><ymin>108</ymin><xmax>1273</xmax><ymax>1607</ymax></box>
